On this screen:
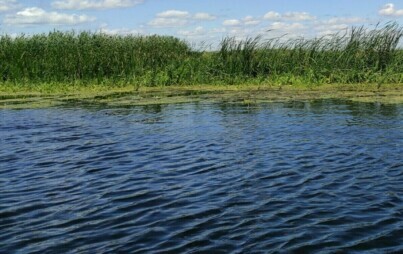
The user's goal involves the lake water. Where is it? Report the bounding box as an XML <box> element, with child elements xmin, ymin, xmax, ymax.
<box><xmin>1</xmin><ymin>100</ymin><xmax>402</xmax><ymax>253</ymax></box>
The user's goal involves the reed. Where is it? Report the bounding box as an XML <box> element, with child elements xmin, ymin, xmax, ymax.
<box><xmin>1</xmin><ymin>23</ymin><xmax>402</xmax><ymax>87</ymax></box>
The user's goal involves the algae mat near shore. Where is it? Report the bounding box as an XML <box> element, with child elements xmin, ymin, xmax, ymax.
<box><xmin>1</xmin><ymin>84</ymin><xmax>402</xmax><ymax>109</ymax></box>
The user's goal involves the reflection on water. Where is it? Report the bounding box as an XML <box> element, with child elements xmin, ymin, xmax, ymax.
<box><xmin>0</xmin><ymin>100</ymin><xmax>402</xmax><ymax>253</ymax></box>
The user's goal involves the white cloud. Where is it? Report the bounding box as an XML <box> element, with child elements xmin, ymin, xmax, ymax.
<box><xmin>4</xmin><ymin>7</ymin><xmax>96</xmax><ymax>25</ymax></box>
<box><xmin>264</xmin><ymin>11</ymin><xmax>315</xmax><ymax>21</ymax></box>
<box><xmin>223</xmin><ymin>19</ymin><xmax>241</xmax><ymax>26</ymax></box>
<box><xmin>243</xmin><ymin>16</ymin><xmax>261</xmax><ymax>26</ymax></box>
<box><xmin>283</xmin><ymin>12</ymin><xmax>315</xmax><ymax>21</ymax></box>
<box><xmin>52</xmin><ymin>0</ymin><xmax>143</xmax><ymax>10</ymax></box>
<box><xmin>258</xmin><ymin>22</ymin><xmax>310</xmax><ymax>40</ymax></box>
<box><xmin>264</xmin><ymin>11</ymin><xmax>281</xmax><ymax>20</ymax></box>
<box><xmin>99</xmin><ymin>24</ymin><xmax>144</xmax><ymax>35</ymax></box>
<box><xmin>315</xmin><ymin>24</ymin><xmax>349</xmax><ymax>36</ymax></box>
<box><xmin>211</xmin><ymin>27</ymin><xmax>226</xmax><ymax>33</ymax></box>
<box><xmin>149</xmin><ymin>10</ymin><xmax>216</xmax><ymax>27</ymax></box>
<box><xmin>105</xmin><ymin>28</ymin><xmax>137</xmax><ymax>35</ymax></box>
<box><xmin>177</xmin><ymin>26</ymin><xmax>205</xmax><ymax>36</ymax></box>
<box><xmin>148</xmin><ymin>18</ymin><xmax>188</xmax><ymax>27</ymax></box>
<box><xmin>379</xmin><ymin>3</ymin><xmax>403</xmax><ymax>17</ymax></box>
<box><xmin>156</xmin><ymin>10</ymin><xmax>190</xmax><ymax>19</ymax></box>
<box><xmin>313</xmin><ymin>17</ymin><xmax>366</xmax><ymax>36</ymax></box>
<box><xmin>177</xmin><ymin>26</ymin><xmax>225</xmax><ymax>47</ymax></box>
<box><xmin>149</xmin><ymin>10</ymin><xmax>189</xmax><ymax>27</ymax></box>
<box><xmin>224</xmin><ymin>27</ymin><xmax>257</xmax><ymax>40</ymax></box>
<box><xmin>0</xmin><ymin>0</ymin><xmax>20</xmax><ymax>12</ymax></box>
<box><xmin>268</xmin><ymin>22</ymin><xmax>305</xmax><ymax>31</ymax></box>
<box><xmin>193</xmin><ymin>12</ymin><xmax>216</xmax><ymax>20</ymax></box>
<box><xmin>324</xmin><ymin>17</ymin><xmax>367</xmax><ymax>25</ymax></box>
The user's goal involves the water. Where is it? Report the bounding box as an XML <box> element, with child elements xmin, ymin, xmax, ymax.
<box><xmin>1</xmin><ymin>100</ymin><xmax>402</xmax><ymax>253</ymax></box>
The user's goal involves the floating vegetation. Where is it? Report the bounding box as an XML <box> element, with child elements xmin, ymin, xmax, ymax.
<box><xmin>1</xmin><ymin>84</ymin><xmax>402</xmax><ymax>109</ymax></box>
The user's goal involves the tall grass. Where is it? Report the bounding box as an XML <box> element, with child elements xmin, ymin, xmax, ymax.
<box><xmin>211</xmin><ymin>23</ymin><xmax>403</xmax><ymax>84</ymax></box>
<box><xmin>1</xmin><ymin>23</ymin><xmax>402</xmax><ymax>87</ymax></box>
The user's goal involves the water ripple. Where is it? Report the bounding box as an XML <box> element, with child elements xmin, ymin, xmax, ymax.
<box><xmin>0</xmin><ymin>100</ymin><xmax>402</xmax><ymax>253</ymax></box>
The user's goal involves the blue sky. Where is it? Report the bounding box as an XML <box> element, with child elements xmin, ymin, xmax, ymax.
<box><xmin>1</xmin><ymin>0</ymin><xmax>402</xmax><ymax>43</ymax></box>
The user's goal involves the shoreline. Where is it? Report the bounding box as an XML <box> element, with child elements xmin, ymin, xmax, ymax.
<box><xmin>1</xmin><ymin>83</ymin><xmax>402</xmax><ymax>109</ymax></box>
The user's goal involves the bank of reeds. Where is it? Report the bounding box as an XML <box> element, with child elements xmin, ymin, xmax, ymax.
<box><xmin>1</xmin><ymin>23</ymin><xmax>402</xmax><ymax>87</ymax></box>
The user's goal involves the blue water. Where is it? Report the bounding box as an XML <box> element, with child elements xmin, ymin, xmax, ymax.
<box><xmin>1</xmin><ymin>100</ymin><xmax>402</xmax><ymax>253</ymax></box>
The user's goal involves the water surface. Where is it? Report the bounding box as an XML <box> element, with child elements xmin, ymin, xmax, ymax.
<box><xmin>1</xmin><ymin>100</ymin><xmax>402</xmax><ymax>253</ymax></box>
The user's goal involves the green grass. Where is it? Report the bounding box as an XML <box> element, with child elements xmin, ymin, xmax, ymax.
<box><xmin>1</xmin><ymin>23</ymin><xmax>402</xmax><ymax>88</ymax></box>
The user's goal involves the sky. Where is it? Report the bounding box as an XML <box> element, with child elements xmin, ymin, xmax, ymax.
<box><xmin>1</xmin><ymin>0</ymin><xmax>403</xmax><ymax>44</ymax></box>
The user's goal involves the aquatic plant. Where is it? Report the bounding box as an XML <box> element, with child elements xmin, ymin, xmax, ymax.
<box><xmin>0</xmin><ymin>23</ymin><xmax>402</xmax><ymax>87</ymax></box>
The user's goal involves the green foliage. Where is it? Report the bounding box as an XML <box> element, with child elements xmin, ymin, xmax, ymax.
<box><xmin>1</xmin><ymin>23</ymin><xmax>403</xmax><ymax>87</ymax></box>
<box><xmin>0</xmin><ymin>31</ymin><xmax>192</xmax><ymax>85</ymax></box>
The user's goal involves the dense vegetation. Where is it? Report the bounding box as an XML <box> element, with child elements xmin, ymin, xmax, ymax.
<box><xmin>1</xmin><ymin>23</ymin><xmax>402</xmax><ymax>87</ymax></box>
